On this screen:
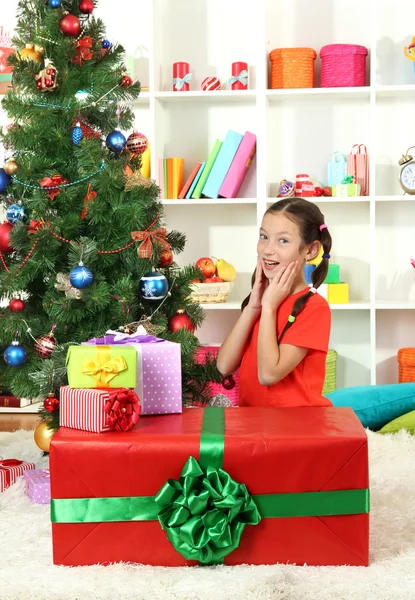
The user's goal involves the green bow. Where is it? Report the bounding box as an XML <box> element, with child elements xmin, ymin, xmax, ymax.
<box><xmin>155</xmin><ymin>456</ymin><xmax>261</xmax><ymax>564</ymax></box>
<box><xmin>341</xmin><ymin>174</ymin><xmax>355</xmax><ymax>184</ymax></box>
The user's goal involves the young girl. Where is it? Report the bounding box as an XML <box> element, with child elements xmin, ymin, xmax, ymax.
<box><xmin>216</xmin><ymin>197</ymin><xmax>333</xmax><ymax>407</ymax></box>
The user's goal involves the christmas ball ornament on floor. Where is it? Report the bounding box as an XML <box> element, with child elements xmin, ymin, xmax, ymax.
<box><xmin>6</xmin><ymin>204</ymin><xmax>28</xmax><ymax>224</ymax></box>
<box><xmin>0</xmin><ymin>222</ymin><xmax>13</xmax><ymax>253</ymax></box>
<box><xmin>106</xmin><ymin>130</ymin><xmax>126</xmax><ymax>153</ymax></box>
<box><xmin>139</xmin><ymin>271</ymin><xmax>169</xmax><ymax>301</ymax></box>
<box><xmin>4</xmin><ymin>341</ymin><xmax>27</xmax><ymax>367</ymax></box>
<box><xmin>59</xmin><ymin>14</ymin><xmax>81</xmax><ymax>37</ymax></box>
<box><xmin>69</xmin><ymin>263</ymin><xmax>94</xmax><ymax>289</ymax></box>
<box><xmin>34</xmin><ymin>328</ymin><xmax>58</xmax><ymax>359</ymax></box>
<box><xmin>3</xmin><ymin>158</ymin><xmax>18</xmax><ymax>175</ymax></box>
<box><xmin>168</xmin><ymin>309</ymin><xmax>195</xmax><ymax>333</ymax></box>
<box><xmin>0</xmin><ymin>168</ymin><xmax>12</xmax><ymax>193</ymax></box>
<box><xmin>9</xmin><ymin>298</ymin><xmax>25</xmax><ymax>312</ymax></box>
<box><xmin>126</xmin><ymin>131</ymin><xmax>148</xmax><ymax>156</ymax></box>
<box><xmin>44</xmin><ymin>393</ymin><xmax>59</xmax><ymax>412</ymax></box>
<box><xmin>34</xmin><ymin>421</ymin><xmax>55</xmax><ymax>452</ymax></box>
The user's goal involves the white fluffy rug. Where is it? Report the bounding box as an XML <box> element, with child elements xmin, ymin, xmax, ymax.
<box><xmin>0</xmin><ymin>429</ymin><xmax>414</xmax><ymax>600</ymax></box>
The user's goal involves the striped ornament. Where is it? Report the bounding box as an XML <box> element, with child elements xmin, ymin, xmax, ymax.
<box><xmin>201</xmin><ymin>76</ymin><xmax>221</xmax><ymax>91</ymax></box>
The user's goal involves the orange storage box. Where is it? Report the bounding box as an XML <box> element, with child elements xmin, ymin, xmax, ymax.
<box><xmin>269</xmin><ymin>47</ymin><xmax>316</xmax><ymax>89</ymax></box>
<box><xmin>397</xmin><ymin>348</ymin><xmax>415</xmax><ymax>383</ymax></box>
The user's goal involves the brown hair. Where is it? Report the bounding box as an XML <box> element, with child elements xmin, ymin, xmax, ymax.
<box><xmin>241</xmin><ymin>198</ymin><xmax>332</xmax><ymax>343</ymax></box>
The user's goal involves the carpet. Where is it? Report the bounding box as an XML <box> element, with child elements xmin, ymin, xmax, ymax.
<box><xmin>0</xmin><ymin>429</ymin><xmax>414</xmax><ymax>600</ymax></box>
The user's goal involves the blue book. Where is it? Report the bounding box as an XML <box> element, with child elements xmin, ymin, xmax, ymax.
<box><xmin>186</xmin><ymin>162</ymin><xmax>206</xmax><ymax>199</ymax></box>
<box><xmin>202</xmin><ymin>130</ymin><xmax>243</xmax><ymax>198</ymax></box>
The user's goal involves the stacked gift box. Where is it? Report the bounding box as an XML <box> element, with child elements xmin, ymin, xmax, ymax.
<box><xmin>304</xmin><ymin>249</ymin><xmax>349</xmax><ymax>304</ymax></box>
<box><xmin>61</xmin><ymin>330</ymin><xmax>182</xmax><ymax>433</ymax></box>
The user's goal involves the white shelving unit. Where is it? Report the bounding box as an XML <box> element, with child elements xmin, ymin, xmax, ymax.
<box><xmin>1</xmin><ymin>0</ymin><xmax>415</xmax><ymax>411</ymax></box>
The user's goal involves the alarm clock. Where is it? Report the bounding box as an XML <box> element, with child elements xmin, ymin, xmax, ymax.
<box><xmin>398</xmin><ymin>146</ymin><xmax>415</xmax><ymax>194</ymax></box>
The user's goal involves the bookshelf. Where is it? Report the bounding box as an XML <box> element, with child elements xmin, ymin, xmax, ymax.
<box><xmin>1</xmin><ymin>0</ymin><xmax>415</xmax><ymax>411</ymax></box>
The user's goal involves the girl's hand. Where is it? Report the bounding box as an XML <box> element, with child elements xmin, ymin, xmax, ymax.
<box><xmin>261</xmin><ymin>261</ymin><xmax>299</xmax><ymax>311</ymax></box>
<box><xmin>247</xmin><ymin>257</ymin><xmax>268</xmax><ymax>311</ymax></box>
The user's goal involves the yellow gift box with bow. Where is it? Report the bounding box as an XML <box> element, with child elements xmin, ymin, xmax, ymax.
<box><xmin>66</xmin><ymin>345</ymin><xmax>137</xmax><ymax>389</ymax></box>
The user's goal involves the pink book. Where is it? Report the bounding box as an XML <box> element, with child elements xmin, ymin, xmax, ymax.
<box><xmin>178</xmin><ymin>161</ymin><xmax>202</xmax><ymax>199</ymax></box>
<box><xmin>219</xmin><ymin>131</ymin><xmax>256</xmax><ymax>198</ymax></box>
<box><xmin>157</xmin><ymin>157</ymin><xmax>164</xmax><ymax>199</ymax></box>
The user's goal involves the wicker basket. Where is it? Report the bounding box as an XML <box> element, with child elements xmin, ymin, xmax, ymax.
<box><xmin>190</xmin><ymin>282</ymin><xmax>234</xmax><ymax>304</ymax></box>
<box><xmin>397</xmin><ymin>348</ymin><xmax>415</xmax><ymax>383</ymax></box>
<box><xmin>322</xmin><ymin>349</ymin><xmax>338</xmax><ymax>395</ymax></box>
<box><xmin>320</xmin><ymin>44</ymin><xmax>368</xmax><ymax>88</ymax></box>
<box><xmin>269</xmin><ymin>47</ymin><xmax>316</xmax><ymax>89</ymax></box>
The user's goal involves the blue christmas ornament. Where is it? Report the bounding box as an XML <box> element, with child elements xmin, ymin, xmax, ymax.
<box><xmin>75</xmin><ymin>89</ymin><xmax>89</xmax><ymax>102</ymax></box>
<box><xmin>69</xmin><ymin>263</ymin><xmax>94</xmax><ymax>289</ymax></box>
<box><xmin>72</xmin><ymin>123</ymin><xmax>83</xmax><ymax>146</ymax></box>
<box><xmin>139</xmin><ymin>271</ymin><xmax>169</xmax><ymax>301</ymax></box>
<box><xmin>6</xmin><ymin>204</ymin><xmax>29</xmax><ymax>225</ymax></box>
<box><xmin>0</xmin><ymin>168</ymin><xmax>12</xmax><ymax>194</ymax></box>
<box><xmin>102</xmin><ymin>39</ymin><xmax>111</xmax><ymax>49</ymax></box>
<box><xmin>106</xmin><ymin>130</ymin><xmax>126</xmax><ymax>153</ymax></box>
<box><xmin>48</xmin><ymin>0</ymin><xmax>61</xmax><ymax>7</ymax></box>
<box><xmin>4</xmin><ymin>341</ymin><xmax>27</xmax><ymax>367</ymax></box>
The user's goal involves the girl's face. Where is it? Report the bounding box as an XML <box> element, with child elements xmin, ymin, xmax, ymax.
<box><xmin>257</xmin><ymin>212</ymin><xmax>314</xmax><ymax>281</ymax></box>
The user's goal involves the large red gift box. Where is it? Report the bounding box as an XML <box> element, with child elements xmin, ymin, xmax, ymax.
<box><xmin>50</xmin><ymin>407</ymin><xmax>369</xmax><ymax>567</ymax></box>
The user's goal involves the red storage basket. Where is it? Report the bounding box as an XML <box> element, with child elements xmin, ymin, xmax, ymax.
<box><xmin>320</xmin><ymin>44</ymin><xmax>368</xmax><ymax>88</ymax></box>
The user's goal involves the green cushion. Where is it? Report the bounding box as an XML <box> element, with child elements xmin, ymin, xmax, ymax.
<box><xmin>379</xmin><ymin>410</ymin><xmax>415</xmax><ymax>435</ymax></box>
<box><xmin>326</xmin><ymin>383</ymin><xmax>415</xmax><ymax>430</ymax></box>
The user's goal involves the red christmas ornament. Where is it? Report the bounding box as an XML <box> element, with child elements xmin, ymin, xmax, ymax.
<box><xmin>44</xmin><ymin>393</ymin><xmax>59</xmax><ymax>412</ymax></box>
<box><xmin>79</xmin><ymin>0</ymin><xmax>94</xmax><ymax>14</ymax></box>
<box><xmin>34</xmin><ymin>328</ymin><xmax>58</xmax><ymax>359</ymax></box>
<box><xmin>9</xmin><ymin>298</ymin><xmax>25</xmax><ymax>312</ymax></box>
<box><xmin>168</xmin><ymin>310</ymin><xmax>195</xmax><ymax>333</ymax></box>
<box><xmin>0</xmin><ymin>222</ymin><xmax>13</xmax><ymax>253</ymax></box>
<box><xmin>121</xmin><ymin>74</ymin><xmax>133</xmax><ymax>87</ymax></box>
<box><xmin>159</xmin><ymin>248</ymin><xmax>173</xmax><ymax>267</ymax></box>
<box><xmin>59</xmin><ymin>14</ymin><xmax>81</xmax><ymax>37</ymax></box>
<box><xmin>222</xmin><ymin>375</ymin><xmax>235</xmax><ymax>390</ymax></box>
<box><xmin>35</xmin><ymin>61</ymin><xmax>59</xmax><ymax>92</ymax></box>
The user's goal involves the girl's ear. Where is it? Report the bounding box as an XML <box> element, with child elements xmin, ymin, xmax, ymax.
<box><xmin>306</xmin><ymin>241</ymin><xmax>321</xmax><ymax>262</ymax></box>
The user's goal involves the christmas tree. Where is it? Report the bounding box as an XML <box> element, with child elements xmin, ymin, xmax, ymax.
<box><xmin>0</xmin><ymin>0</ymin><xmax>221</xmax><ymax>430</ymax></box>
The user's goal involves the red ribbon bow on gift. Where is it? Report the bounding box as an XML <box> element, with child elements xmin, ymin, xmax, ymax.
<box><xmin>0</xmin><ymin>459</ymin><xmax>24</xmax><ymax>487</ymax></box>
<box><xmin>72</xmin><ymin>36</ymin><xmax>94</xmax><ymax>66</ymax></box>
<box><xmin>130</xmin><ymin>228</ymin><xmax>170</xmax><ymax>259</ymax></box>
<box><xmin>103</xmin><ymin>388</ymin><xmax>141</xmax><ymax>432</ymax></box>
<box><xmin>39</xmin><ymin>174</ymin><xmax>68</xmax><ymax>201</ymax></box>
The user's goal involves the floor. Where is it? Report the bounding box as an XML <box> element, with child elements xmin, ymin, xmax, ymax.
<box><xmin>0</xmin><ymin>414</ymin><xmax>38</xmax><ymax>432</ymax></box>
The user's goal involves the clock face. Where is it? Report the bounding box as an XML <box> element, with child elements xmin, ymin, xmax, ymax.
<box><xmin>401</xmin><ymin>162</ymin><xmax>415</xmax><ymax>190</ymax></box>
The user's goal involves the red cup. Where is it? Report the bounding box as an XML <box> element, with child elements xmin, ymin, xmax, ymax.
<box><xmin>173</xmin><ymin>62</ymin><xmax>190</xmax><ymax>91</ymax></box>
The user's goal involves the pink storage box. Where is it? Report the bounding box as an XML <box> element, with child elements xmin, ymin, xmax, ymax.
<box><xmin>196</xmin><ymin>346</ymin><xmax>240</xmax><ymax>405</ymax></box>
<box><xmin>320</xmin><ymin>44</ymin><xmax>368</xmax><ymax>88</ymax></box>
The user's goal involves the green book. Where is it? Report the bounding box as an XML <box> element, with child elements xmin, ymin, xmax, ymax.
<box><xmin>191</xmin><ymin>139</ymin><xmax>223</xmax><ymax>199</ymax></box>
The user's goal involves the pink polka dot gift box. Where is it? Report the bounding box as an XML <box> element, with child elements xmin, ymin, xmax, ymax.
<box><xmin>24</xmin><ymin>469</ymin><xmax>51</xmax><ymax>505</ymax></box>
<box><xmin>82</xmin><ymin>331</ymin><xmax>182</xmax><ymax>416</ymax></box>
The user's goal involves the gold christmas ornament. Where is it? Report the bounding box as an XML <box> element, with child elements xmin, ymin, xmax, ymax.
<box><xmin>35</xmin><ymin>59</ymin><xmax>59</xmax><ymax>93</ymax></box>
<box><xmin>124</xmin><ymin>170</ymin><xmax>152</xmax><ymax>192</ymax></box>
<box><xmin>34</xmin><ymin>420</ymin><xmax>55</xmax><ymax>452</ymax></box>
<box><xmin>3</xmin><ymin>158</ymin><xmax>18</xmax><ymax>175</ymax></box>
<box><xmin>55</xmin><ymin>272</ymin><xmax>83</xmax><ymax>300</ymax></box>
<box><xmin>19</xmin><ymin>43</ymin><xmax>44</xmax><ymax>64</ymax></box>
<box><xmin>119</xmin><ymin>316</ymin><xmax>165</xmax><ymax>336</ymax></box>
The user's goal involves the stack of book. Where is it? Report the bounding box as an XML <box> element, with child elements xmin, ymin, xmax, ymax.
<box><xmin>158</xmin><ymin>130</ymin><xmax>256</xmax><ymax>200</ymax></box>
<box><xmin>0</xmin><ymin>387</ymin><xmax>34</xmax><ymax>408</ymax></box>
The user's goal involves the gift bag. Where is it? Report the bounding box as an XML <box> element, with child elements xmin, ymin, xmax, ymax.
<box><xmin>347</xmin><ymin>144</ymin><xmax>369</xmax><ymax>196</ymax></box>
<box><xmin>328</xmin><ymin>152</ymin><xmax>347</xmax><ymax>186</ymax></box>
<box><xmin>125</xmin><ymin>45</ymin><xmax>149</xmax><ymax>90</ymax></box>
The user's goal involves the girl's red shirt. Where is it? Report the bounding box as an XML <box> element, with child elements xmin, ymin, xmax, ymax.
<box><xmin>239</xmin><ymin>288</ymin><xmax>332</xmax><ymax>407</ymax></box>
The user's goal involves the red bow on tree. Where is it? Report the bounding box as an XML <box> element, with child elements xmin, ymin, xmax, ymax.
<box><xmin>71</xmin><ymin>36</ymin><xmax>94</xmax><ymax>66</ymax></box>
<box><xmin>39</xmin><ymin>174</ymin><xmax>68</xmax><ymax>200</ymax></box>
<box><xmin>80</xmin><ymin>183</ymin><xmax>98</xmax><ymax>220</ymax></box>
<box><xmin>103</xmin><ymin>388</ymin><xmax>141</xmax><ymax>432</ymax></box>
<box><xmin>27</xmin><ymin>219</ymin><xmax>51</xmax><ymax>233</ymax></box>
<box><xmin>130</xmin><ymin>228</ymin><xmax>170</xmax><ymax>259</ymax></box>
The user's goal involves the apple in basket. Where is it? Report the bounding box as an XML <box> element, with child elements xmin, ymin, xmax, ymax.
<box><xmin>204</xmin><ymin>276</ymin><xmax>224</xmax><ymax>283</ymax></box>
<box><xmin>194</xmin><ymin>257</ymin><xmax>216</xmax><ymax>279</ymax></box>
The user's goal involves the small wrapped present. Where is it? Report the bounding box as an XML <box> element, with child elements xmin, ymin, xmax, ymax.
<box><xmin>83</xmin><ymin>331</ymin><xmax>182</xmax><ymax>415</ymax></box>
<box><xmin>59</xmin><ymin>387</ymin><xmax>141</xmax><ymax>433</ymax></box>
<box><xmin>0</xmin><ymin>459</ymin><xmax>36</xmax><ymax>493</ymax></box>
<box><xmin>24</xmin><ymin>469</ymin><xmax>51</xmax><ymax>504</ymax></box>
<box><xmin>332</xmin><ymin>175</ymin><xmax>361</xmax><ymax>197</ymax></box>
<box><xmin>0</xmin><ymin>27</ymin><xmax>15</xmax><ymax>94</ymax></box>
<box><xmin>50</xmin><ymin>407</ymin><xmax>369</xmax><ymax>567</ymax></box>
<box><xmin>66</xmin><ymin>345</ymin><xmax>137</xmax><ymax>389</ymax></box>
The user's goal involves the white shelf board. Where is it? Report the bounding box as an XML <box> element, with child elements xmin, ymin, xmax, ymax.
<box><xmin>266</xmin><ymin>197</ymin><xmax>369</xmax><ymax>204</ymax></box>
<box><xmin>0</xmin><ymin>403</ymin><xmax>40</xmax><ymax>414</ymax></box>
<box><xmin>375</xmin><ymin>195</ymin><xmax>415</xmax><ymax>202</ymax></box>
<box><xmin>154</xmin><ymin>90</ymin><xmax>257</xmax><ymax>104</ymax></box>
<box><xmin>375</xmin><ymin>302</ymin><xmax>415</xmax><ymax>309</ymax></box>
<box><xmin>266</xmin><ymin>87</ymin><xmax>371</xmax><ymax>102</ymax></box>
<box><xmin>200</xmin><ymin>302</ymin><xmax>370</xmax><ymax>311</ymax></box>
<box><xmin>161</xmin><ymin>198</ymin><xmax>257</xmax><ymax>205</ymax></box>
<box><xmin>376</xmin><ymin>84</ymin><xmax>415</xmax><ymax>98</ymax></box>
<box><xmin>330</xmin><ymin>303</ymin><xmax>370</xmax><ymax>310</ymax></box>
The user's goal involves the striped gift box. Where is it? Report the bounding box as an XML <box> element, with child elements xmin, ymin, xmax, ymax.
<box><xmin>60</xmin><ymin>387</ymin><xmax>113</xmax><ymax>432</ymax></box>
<box><xmin>0</xmin><ymin>459</ymin><xmax>36</xmax><ymax>493</ymax></box>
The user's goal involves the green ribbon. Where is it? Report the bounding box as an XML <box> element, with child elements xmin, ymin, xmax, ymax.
<box><xmin>51</xmin><ymin>407</ymin><xmax>369</xmax><ymax>564</ymax></box>
<box><xmin>341</xmin><ymin>174</ymin><xmax>355</xmax><ymax>184</ymax></box>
